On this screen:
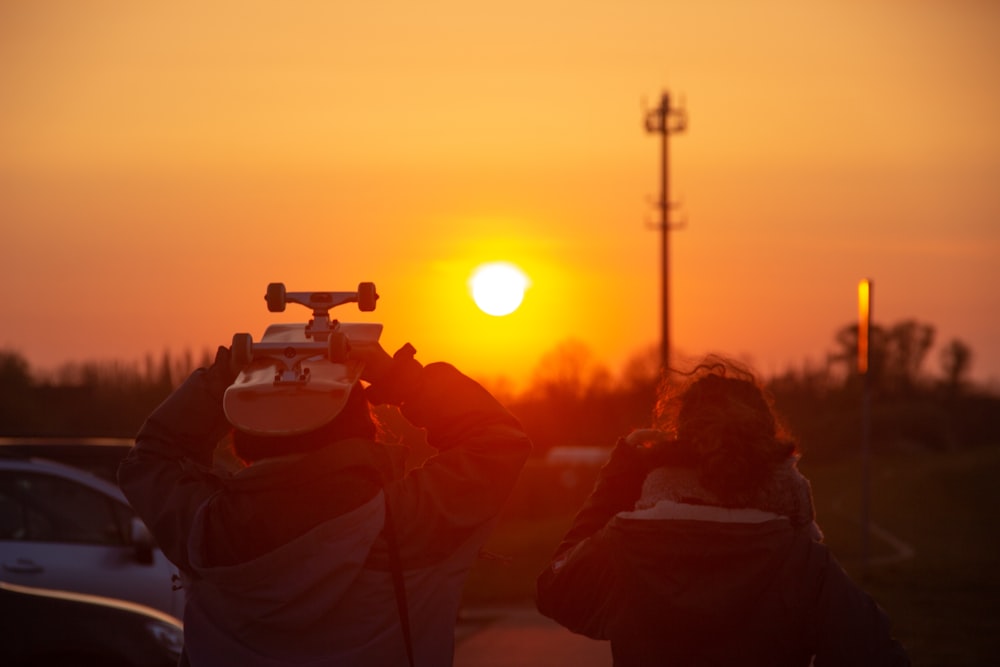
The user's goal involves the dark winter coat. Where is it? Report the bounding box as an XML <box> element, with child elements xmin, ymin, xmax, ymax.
<box><xmin>536</xmin><ymin>439</ymin><xmax>910</xmax><ymax>666</ymax></box>
<box><xmin>120</xmin><ymin>356</ymin><xmax>531</xmax><ymax>667</ymax></box>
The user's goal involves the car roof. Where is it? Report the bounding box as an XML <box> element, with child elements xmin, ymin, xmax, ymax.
<box><xmin>0</xmin><ymin>580</ymin><xmax>183</xmax><ymax>627</ymax></box>
<box><xmin>0</xmin><ymin>456</ymin><xmax>128</xmax><ymax>503</ymax></box>
<box><xmin>0</xmin><ymin>437</ymin><xmax>133</xmax><ymax>485</ymax></box>
<box><xmin>0</xmin><ymin>436</ymin><xmax>133</xmax><ymax>448</ymax></box>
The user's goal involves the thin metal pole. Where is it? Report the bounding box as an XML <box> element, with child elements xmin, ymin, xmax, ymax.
<box><xmin>644</xmin><ymin>91</ymin><xmax>686</xmax><ymax>376</ymax></box>
<box><xmin>660</xmin><ymin>100</ymin><xmax>670</xmax><ymax>374</ymax></box>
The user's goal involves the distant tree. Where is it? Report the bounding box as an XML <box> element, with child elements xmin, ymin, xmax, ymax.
<box><xmin>831</xmin><ymin>322</ymin><xmax>888</xmax><ymax>385</ymax></box>
<box><xmin>884</xmin><ymin>320</ymin><xmax>935</xmax><ymax>393</ymax></box>
<box><xmin>768</xmin><ymin>358</ymin><xmax>832</xmax><ymax>400</ymax></box>
<box><xmin>939</xmin><ymin>338</ymin><xmax>972</xmax><ymax>397</ymax></box>
<box><xmin>618</xmin><ymin>344</ymin><xmax>660</xmax><ymax>394</ymax></box>
<box><xmin>0</xmin><ymin>350</ymin><xmax>31</xmax><ymax>389</ymax></box>
<box><xmin>510</xmin><ymin>340</ymin><xmax>626</xmax><ymax>452</ymax></box>
<box><xmin>156</xmin><ymin>350</ymin><xmax>174</xmax><ymax>392</ymax></box>
<box><xmin>829</xmin><ymin>318</ymin><xmax>936</xmax><ymax>394</ymax></box>
<box><xmin>0</xmin><ymin>347</ymin><xmax>210</xmax><ymax>437</ymax></box>
<box><xmin>0</xmin><ymin>350</ymin><xmax>39</xmax><ymax>433</ymax></box>
<box><xmin>528</xmin><ymin>339</ymin><xmax>610</xmax><ymax>402</ymax></box>
<box><xmin>612</xmin><ymin>344</ymin><xmax>660</xmax><ymax>434</ymax></box>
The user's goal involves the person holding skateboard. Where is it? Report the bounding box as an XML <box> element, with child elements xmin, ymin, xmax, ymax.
<box><xmin>119</xmin><ymin>288</ymin><xmax>532</xmax><ymax>666</ymax></box>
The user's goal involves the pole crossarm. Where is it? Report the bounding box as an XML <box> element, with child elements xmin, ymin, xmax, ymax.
<box><xmin>644</xmin><ymin>93</ymin><xmax>688</xmax><ymax>135</ymax></box>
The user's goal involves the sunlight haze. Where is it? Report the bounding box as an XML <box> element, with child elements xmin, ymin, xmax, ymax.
<box><xmin>2</xmin><ymin>0</ymin><xmax>998</xmax><ymax>391</ymax></box>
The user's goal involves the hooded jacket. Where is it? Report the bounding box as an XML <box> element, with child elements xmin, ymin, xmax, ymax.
<box><xmin>119</xmin><ymin>353</ymin><xmax>531</xmax><ymax>667</ymax></box>
<box><xmin>536</xmin><ymin>438</ymin><xmax>910</xmax><ymax>667</ymax></box>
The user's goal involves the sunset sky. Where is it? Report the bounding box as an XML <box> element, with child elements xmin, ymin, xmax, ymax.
<box><xmin>2</xmin><ymin>1</ymin><xmax>998</xmax><ymax>392</ymax></box>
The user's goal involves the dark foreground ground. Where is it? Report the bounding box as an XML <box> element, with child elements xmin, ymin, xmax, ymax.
<box><xmin>455</xmin><ymin>606</ymin><xmax>611</xmax><ymax>667</ymax></box>
<box><xmin>459</xmin><ymin>444</ymin><xmax>1000</xmax><ymax>667</ymax></box>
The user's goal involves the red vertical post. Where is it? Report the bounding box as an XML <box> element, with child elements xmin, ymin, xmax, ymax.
<box><xmin>858</xmin><ymin>278</ymin><xmax>873</xmax><ymax>573</ymax></box>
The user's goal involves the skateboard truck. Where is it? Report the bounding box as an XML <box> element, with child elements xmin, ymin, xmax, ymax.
<box><xmin>230</xmin><ymin>282</ymin><xmax>379</xmax><ymax>383</ymax></box>
<box><xmin>264</xmin><ymin>282</ymin><xmax>378</xmax><ymax>341</ymax></box>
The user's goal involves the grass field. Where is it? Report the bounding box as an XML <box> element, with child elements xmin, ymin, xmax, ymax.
<box><xmin>462</xmin><ymin>444</ymin><xmax>1000</xmax><ymax>666</ymax></box>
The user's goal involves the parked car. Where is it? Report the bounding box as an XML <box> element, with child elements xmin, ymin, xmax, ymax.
<box><xmin>0</xmin><ymin>580</ymin><xmax>183</xmax><ymax>666</ymax></box>
<box><xmin>0</xmin><ymin>456</ymin><xmax>184</xmax><ymax>618</ymax></box>
<box><xmin>0</xmin><ymin>437</ymin><xmax>134</xmax><ymax>485</ymax></box>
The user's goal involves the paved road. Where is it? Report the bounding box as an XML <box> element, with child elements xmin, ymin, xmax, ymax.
<box><xmin>455</xmin><ymin>606</ymin><xmax>611</xmax><ymax>667</ymax></box>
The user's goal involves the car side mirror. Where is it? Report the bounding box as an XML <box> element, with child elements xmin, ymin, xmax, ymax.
<box><xmin>129</xmin><ymin>517</ymin><xmax>155</xmax><ymax>565</ymax></box>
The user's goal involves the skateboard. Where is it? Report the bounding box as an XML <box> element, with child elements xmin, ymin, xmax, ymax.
<box><xmin>223</xmin><ymin>282</ymin><xmax>382</xmax><ymax>436</ymax></box>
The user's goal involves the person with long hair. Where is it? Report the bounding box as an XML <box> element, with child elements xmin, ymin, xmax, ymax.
<box><xmin>536</xmin><ymin>356</ymin><xmax>909</xmax><ymax>665</ymax></box>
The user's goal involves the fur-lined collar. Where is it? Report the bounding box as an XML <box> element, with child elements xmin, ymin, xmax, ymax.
<box><xmin>628</xmin><ymin>459</ymin><xmax>823</xmax><ymax>541</ymax></box>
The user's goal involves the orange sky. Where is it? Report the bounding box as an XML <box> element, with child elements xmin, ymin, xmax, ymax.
<box><xmin>2</xmin><ymin>1</ymin><xmax>998</xmax><ymax>392</ymax></box>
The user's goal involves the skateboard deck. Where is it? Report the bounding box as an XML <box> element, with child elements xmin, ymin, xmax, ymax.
<box><xmin>223</xmin><ymin>283</ymin><xmax>381</xmax><ymax>436</ymax></box>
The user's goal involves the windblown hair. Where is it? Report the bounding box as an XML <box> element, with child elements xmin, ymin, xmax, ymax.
<box><xmin>653</xmin><ymin>356</ymin><xmax>798</xmax><ymax>507</ymax></box>
<box><xmin>232</xmin><ymin>384</ymin><xmax>377</xmax><ymax>463</ymax></box>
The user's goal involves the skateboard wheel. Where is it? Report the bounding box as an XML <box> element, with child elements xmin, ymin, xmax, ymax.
<box><xmin>357</xmin><ymin>282</ymin><xmax>378</xmax><ymax>311</ymax></box>
<box><xmin>265</xmin><ymin>283</ymin><xmax>287</xmax><ymax>312</ymax></box>
<box><xmin>231</xmin><ymin>333</ymin><xmax>254</xmax><ymax>372</ymax></box>
<box><xmin>328</xmin><ymin>331</ymin><xmax>349</xmax><ymax>363</ymax></box>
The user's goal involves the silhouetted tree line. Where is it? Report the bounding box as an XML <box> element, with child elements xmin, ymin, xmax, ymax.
<box><xmin>766</xmin><ymin>319</ymin><xmax>997</xmax><ymax>461</ymax></box>
<box><xmin>504</xmin><ymin>319</ymin><xmax>998</xmax><ymax>461</ymax></box>
<box><xmin>0</xmin><ymin>349</ymin><xmax>213</xmax><ymax>438</ymax></box>
<box><xmin>1</xmin><ymin>319</ymin><xmax>997</xmax><ymax>461</ymax></box>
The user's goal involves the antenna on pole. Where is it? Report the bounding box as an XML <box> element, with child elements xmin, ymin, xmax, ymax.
<box><xmin>643</xmin><ymin>90</ymin><xmax>687</xmax><ymax>376</ymax></box>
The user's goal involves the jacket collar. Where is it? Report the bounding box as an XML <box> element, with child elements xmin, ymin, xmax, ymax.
<box><xmin>231</xmin><ymin>437</ymin><xmax>395</xmax><ymax>490</ymax></box>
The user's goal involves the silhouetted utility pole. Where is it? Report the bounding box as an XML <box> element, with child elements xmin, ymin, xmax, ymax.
<box><xmin>644</xmin><ymin>90</ymin><xmax>687</xmax><ymax>375</ymax></box>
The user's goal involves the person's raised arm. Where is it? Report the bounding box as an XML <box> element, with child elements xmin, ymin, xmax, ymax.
<box><xmin>117</xmin><ymin>346</ymin><xmax>235</xmax><ymax>572</ymax></box>
<box><xmin>534</xmin><ymin>435</ymin><xmax>654</xmax><ymax>638</ymax></box>
<box><xmin>354</xmin><ymin>340</ymin><xmax>532</xmax><ymax>562</ymax></box>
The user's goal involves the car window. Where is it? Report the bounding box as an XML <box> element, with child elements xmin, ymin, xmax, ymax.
<box><xmin>0</xmin><ymin>472</ymin><xmax>130</xmax><ymax>546</ymax></box>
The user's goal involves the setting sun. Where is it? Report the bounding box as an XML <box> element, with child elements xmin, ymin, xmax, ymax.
<box><xmin>469</xmin><ymin>262</ymin><xmax>530</xmax><ymax>317</ymax></box>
